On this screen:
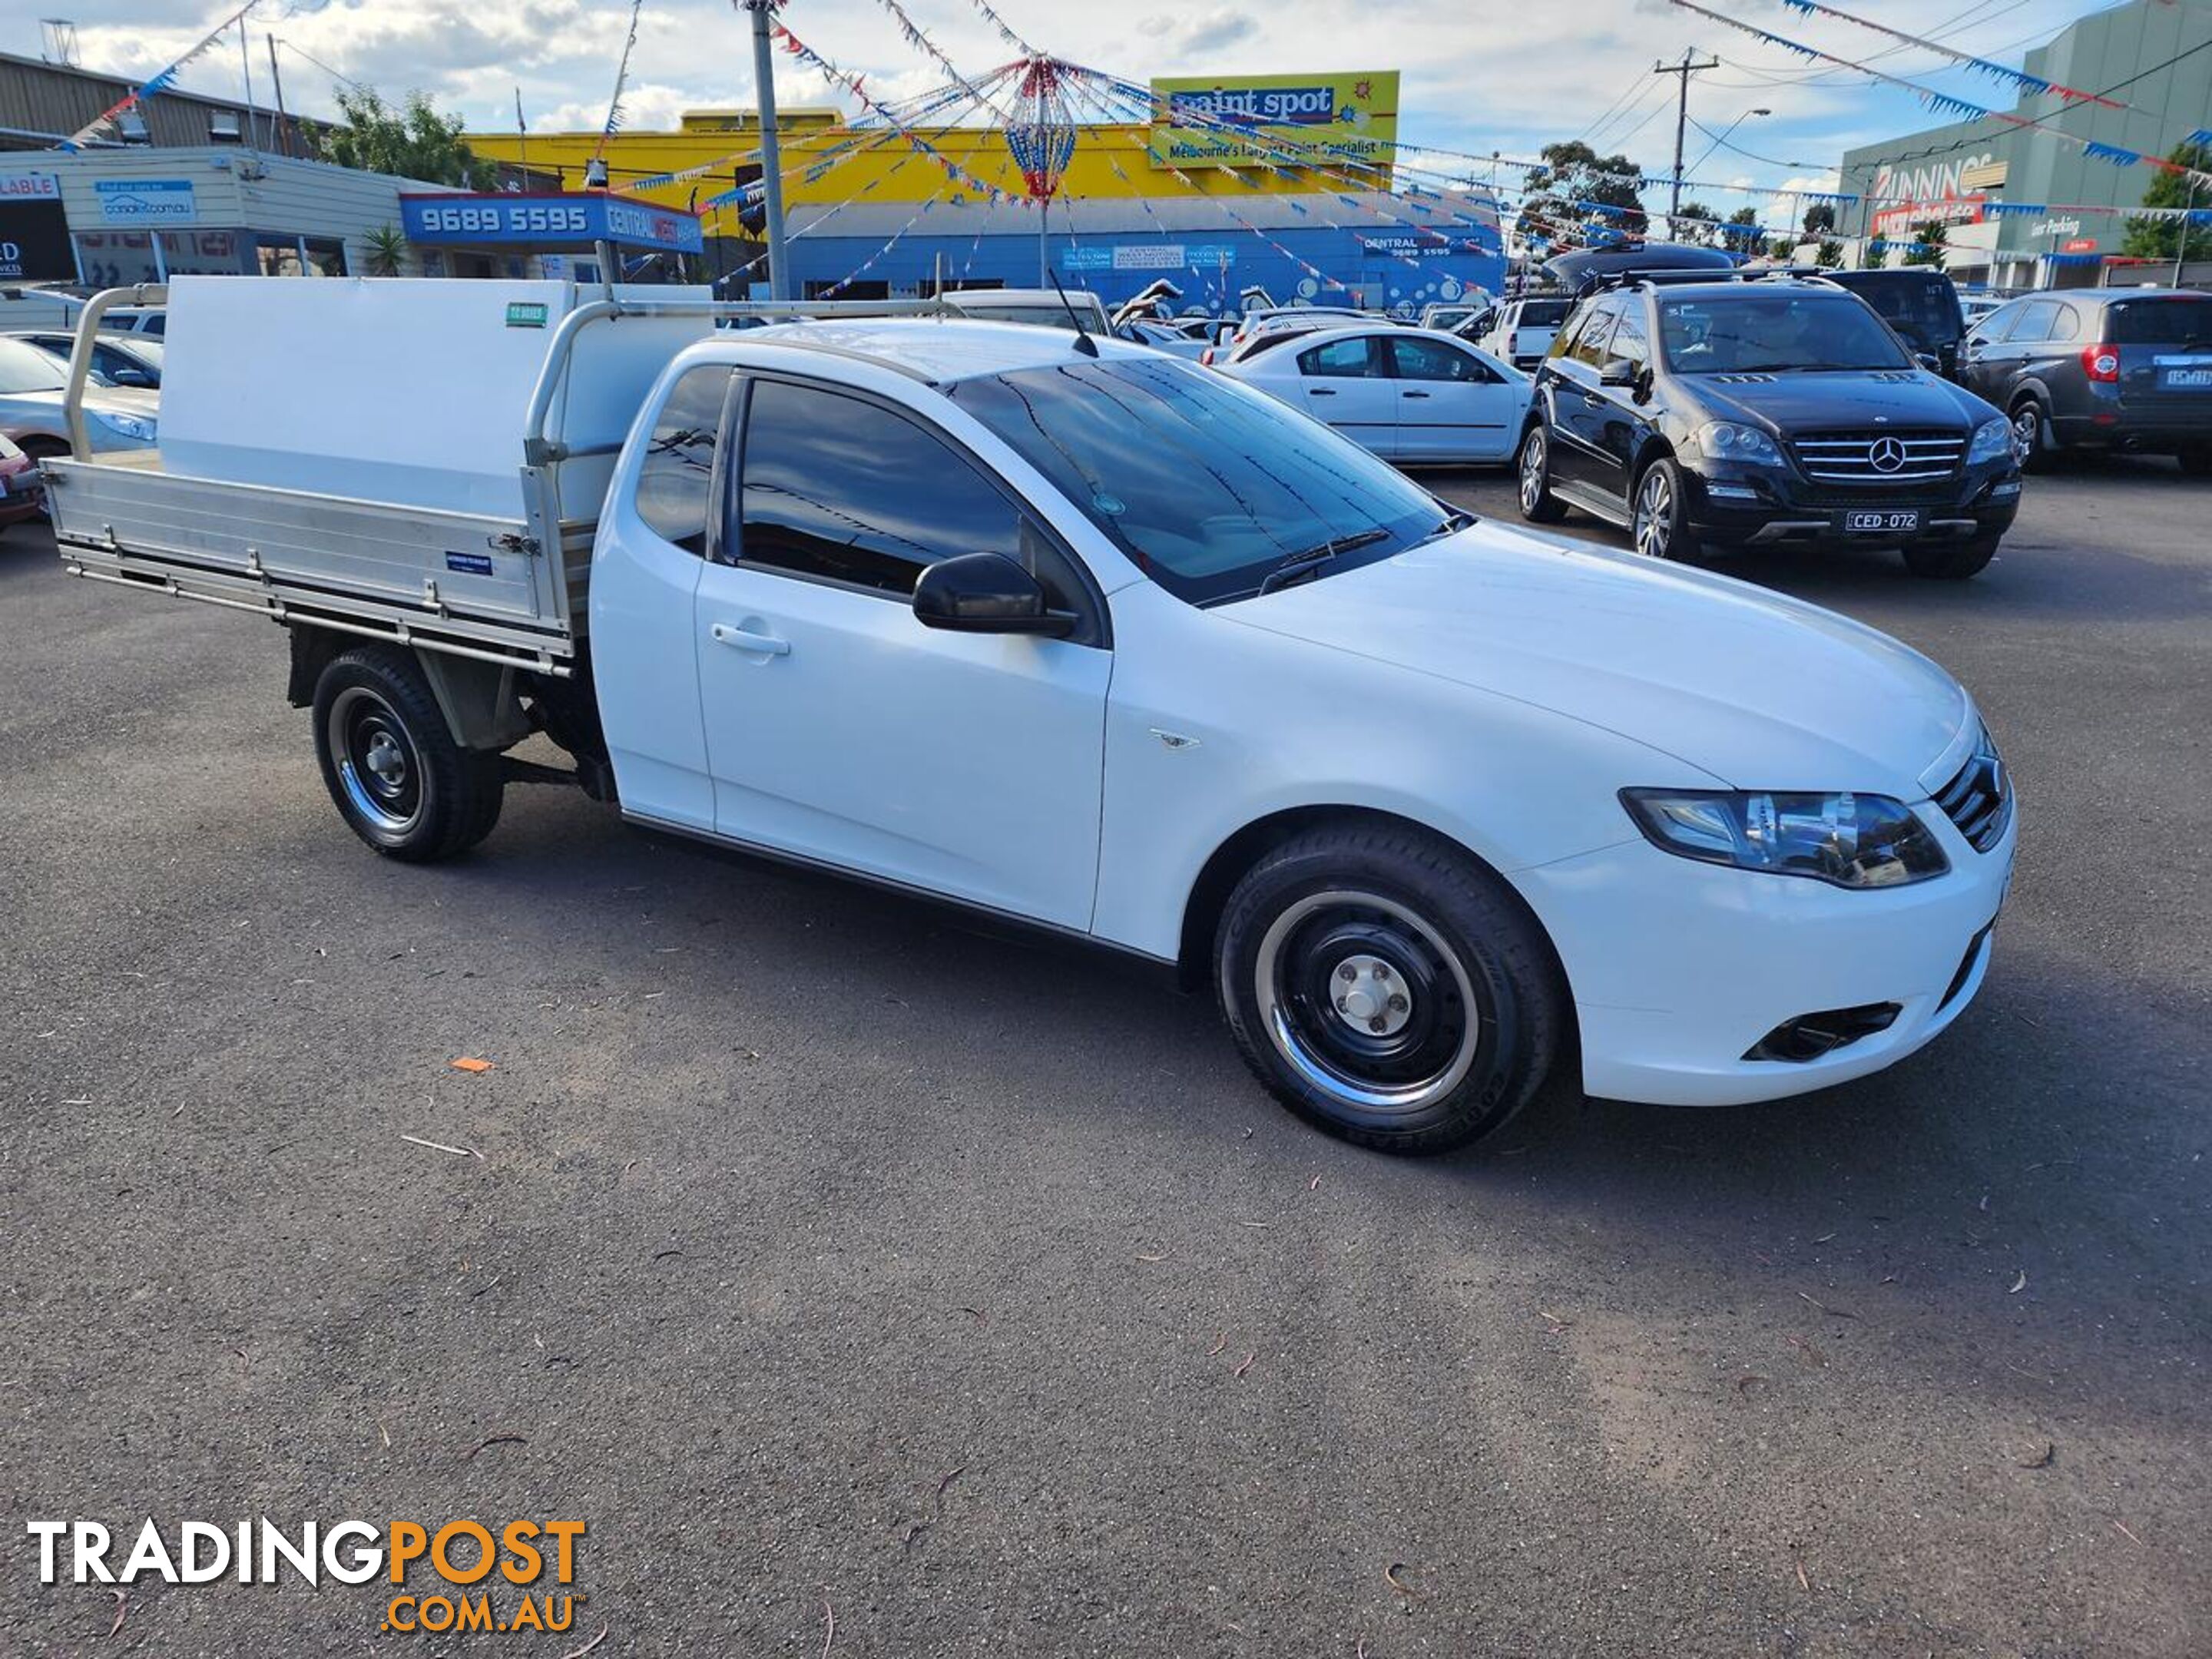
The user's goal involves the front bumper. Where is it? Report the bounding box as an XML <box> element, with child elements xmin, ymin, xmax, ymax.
<box><xmin>1515</xmin><ymin>801</ymin><xmax>2016</xmax><ymax>1107</ymax></box>
<box><xmin>1684</xmin><ymin>465</ymin><xmax>2020</xmax><ymax>549</ymax></box>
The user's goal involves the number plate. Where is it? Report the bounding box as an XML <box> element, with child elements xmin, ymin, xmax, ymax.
<box><xmin>1845</xmin><ymin>509</ymin><xmax>1921</xmax><ymax>535</ymax></box>
<box><xmin>2157</xmin><ymin>366</ymin><xmax>2212</xmax><ymax>390</ymax></box>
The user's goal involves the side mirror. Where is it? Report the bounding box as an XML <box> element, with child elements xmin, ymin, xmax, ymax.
<box><xmin>1915</xmin><ymin>352</ymin><xmax>1942</xmax><ymax>374</ymax></box>
<box><xmin>912</xmin><ymin>552</ymin><xmax>1076</xmax><ymax>637</ymax></box>
<box><xmin>1599</xmin><ymin>356</ymin><xmax>1640</xmax><ymax>388</ymax></box>
<box><xmin>111</xmin><ymin>369</ymin><xmax>154</xmax><ymax>388</ymax></box>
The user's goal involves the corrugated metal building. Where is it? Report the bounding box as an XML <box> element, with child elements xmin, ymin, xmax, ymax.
<box><xmin>0</xmin><ymin>48</ymin><xmax>311</xmax><ymax>154</ymax></box>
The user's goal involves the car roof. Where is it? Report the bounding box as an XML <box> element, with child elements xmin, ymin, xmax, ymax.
<box><xmin>740</xmin><ymin>316</ymin><xmax>1153</xmax><ymax>382</ymax></box>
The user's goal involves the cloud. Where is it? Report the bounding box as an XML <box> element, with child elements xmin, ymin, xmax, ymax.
<box><xmin>1137</xmin><ymin>10</ymin><xmax>1260</xmax><ymax>56</ymax></box>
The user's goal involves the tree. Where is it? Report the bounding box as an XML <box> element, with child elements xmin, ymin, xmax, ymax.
<box><xmin>1671</xmin><ymin>199</ymin><xmax>1721</xmax><ymax>247</ymax></box>
<box><xmin>1802</xmin><ymin>201</ymin><xmax>1836</xmax><ymax>237</ymax></box>
<box><xmin>1814</xmin><ymin>237</ymin><xmax>1843</xmax><ymax>269</ymax></box>
<box><xmin>310</xmin><ymin>88</ymin><xmax>478</xmax><ymax>187</ymax></box>
<box><xmin>1515</xmin><ymin>140</ymin><xmax>1648</xmax><ymax>253</ymax></box>
<box><xmin>1767</xmin><ymin>236</ymin><xmax>1797</xmax><ymax>261</ymax></box>
<box><xmin>2121</xmin><ymin>141</ymin><xmax>2212</xmax><ymax>261</ymax></box>
<box><xmin>1725</xmin><ymin>206</ymin><xmax>1763</xmax><ymax>251</ymax></box>
<box><xmin>1902</xmin><ymin>218</ymin><xmax>1949</xmax><ymax>268</ymax></box>
<box><xmin>362</xmin><ymin>224</ymin><xmax>409</xmax><ymax>278</ymax></box>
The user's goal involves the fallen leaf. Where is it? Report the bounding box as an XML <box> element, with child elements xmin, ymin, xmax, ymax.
<box><xmin>1310</xmin><ymin>1175</ymin><xmax>1323</xmax><ymax>1190</ymax></box>
<box><xmin>1794</xmin><ymin>1558</ymin><xmax>1811</xmax><ymax>1592</ymax></box>
<box><xmin>1233</xmin><ymin>1351</ymin><xmax>1257</xmax><ymax>1379</ymax></box>
<box><xmin>108</xmin><ymin>1589</ymin><xmax>126</xmax><ymax>1640</ymax></box>
<box><xmin>400</xmin><ymin>1134</ymin><xmax>479</xmax><ymax>1159</ymax></box>
<box><xmin>1813</xmin><ymin>1232</ymin><xmax>1836</xmax><ymax>1243</ymax></box>
<box><xmin>1384</xmin><ymin>1561</ymin><xmax>1423</xmax><ymax>1599</ymax></box>
<box><xmin>1734</xmin><ymin>1373</ymin><xmax>1768</xmax><ymax>1394</ymax></box>
<box><xmin>1797</xmin><ymin>1291</ymin><xmax>1857</xmax><ymax>1319</ymax></box>
<box><xmin>820</xmin><ymin>1587</ymin><xmax>836</xmax><ymax>1657</ymax></box>
<box><xmin>1206</xmin><ymin>1330</ymin><xmax>1228</xmax><ymax>1357</ymax></box>
<box><xmin>462</xmin><ymin>1432</ymin><xmax>528</xmax><ymax>1461</ymax></box>
<box><xmin>2009</xmin><ymin>1270</ymin><xmax>2028</xmax><ymax>1294</ymax></box>
<box><xmin>449</xmin><ymin>1057</ymin><xmax>494</xmax><ymax>1073</ymax></box>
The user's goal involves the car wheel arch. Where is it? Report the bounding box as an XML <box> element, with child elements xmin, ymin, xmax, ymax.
<box><xmin>1172</xmin><ymin>803</ymin><xmax>1566</xmax><ymax>998</ymax></box>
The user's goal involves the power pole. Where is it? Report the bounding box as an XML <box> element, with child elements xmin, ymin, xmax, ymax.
<box><xmin>744</xmin><ymin>0</ymin><xmax>792</xmax><ymax>302</ymax></box>
<box><xmin>1655</xmin><ymin>50</ymin><xmax>1720</xmax><ymax>220</ymax></box>
<box><xmin>266</xmin><ymin>35</ymin><xmax>290</xmax><ymax>157</ymax></box>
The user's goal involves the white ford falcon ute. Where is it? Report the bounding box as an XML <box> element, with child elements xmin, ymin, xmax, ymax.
<box><xmin>578</xmin><ymin>320</ymin><xmax>2016</xmax><ymax>1154</ymax></box>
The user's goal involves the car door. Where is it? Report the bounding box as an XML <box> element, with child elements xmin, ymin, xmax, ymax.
<box><xmin>1546</xmin><ymin>298</ymin><xmax>1618</xmax><ymax>492</ymax></box>
<box><xmin>1577</xmin><ymin>297</ymin><xmax>1653</xmax><ymax>502</ymax></box>
<box><xmin>1965</xmin><ymin>299</ymin><xmax>2042</xmax><ymax>406</ymax></box>
<box><xmin>1385</xmin><ymin>333</ymin><xmax>1521</xmax><ymax>462</ymax></box>
<box><xmin>691</xmin><ymin>373</ymin><xmax>1111</xmax><ymax>931</ymax></box>
<box><xmin>1958</xmin><ymin>301</ymin><xmax>2022</xmax><ymax>402</ymax></box>
<box><xmin>1286</xmin><ymin>333</ymin><xmax>1399</xmax><ymax>455</ymax></box>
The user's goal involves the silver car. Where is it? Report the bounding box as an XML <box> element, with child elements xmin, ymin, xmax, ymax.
<box><xmin>0</xmin><ymin>336</ymin><xmax>158</xmax><ymax>464</ymax></box>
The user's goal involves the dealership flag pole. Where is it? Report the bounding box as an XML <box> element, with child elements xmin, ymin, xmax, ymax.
<box><xmin>745</xmin><ymin>0</ymin><xmax>793</xmax><ymax>301</ymax></box>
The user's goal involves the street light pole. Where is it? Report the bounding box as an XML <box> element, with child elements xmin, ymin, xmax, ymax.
<box><xmin>2176</xmin><ymin>174</ymin><xmax>2197</xmax><ymax>288</ymax></box>
<box><xmin>745</xmin><ymin>0</ymin><xmax>792</xmax><ymax>302</ymax></box>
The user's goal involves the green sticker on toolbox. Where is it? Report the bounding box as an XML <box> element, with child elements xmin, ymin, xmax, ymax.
<box><xmin>505</xmin><ymin>302</ymin><xmax>549</xmax><ymax>328</ymax></box>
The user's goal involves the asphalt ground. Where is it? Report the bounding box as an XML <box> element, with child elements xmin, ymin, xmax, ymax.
<box><xmin>2</xmin><ymin>459</ymin><xmax>2207</xmax><ymax>1657</ymax></box>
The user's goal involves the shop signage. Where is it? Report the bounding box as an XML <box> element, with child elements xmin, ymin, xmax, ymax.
<box><xmin>94</xmin><ymin>179</ymin><xmax>197</xmax><ymax>226</ymax></box>
<box><xmin>1147</xmin><ymin>71</ymin><xmax>1399</xmax><ymax>175</ymax></box>
<box><xmin>0</xmin><ymin>167</ymin><xmax>72</xmax><ymax>280</ymax></box>
<box><xmin>398</xmin><ymin>192</ymin><xmax>704</xmax><ymax>254</ymax></box>
<box><xmin>1061</xmin><ymin>243</ymin><xmax>1240</xmax><ymax>273</ymax></box>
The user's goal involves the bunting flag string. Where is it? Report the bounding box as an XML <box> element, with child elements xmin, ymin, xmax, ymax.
<box><xmin>823</xmin><ymin>185</ymin><xmax>953</xmax><ymax>296</ymax></box>
<box><xmin>594</xmin><ymin>0</ymin><xmax>647</xmax><ymax>161</ymax></box>
<box><xmin>1669</xmin><ymin>0</ymin><xmax>2212</xmax><ymax>190</ymax></box>
<box><xmin>1777</xmin><ymin>0</ymin><xmax>2123</xmax><ymax>110</ymax></box>
<box><xmin>962</xmin><ymin>0</ymin><xmax>1036</xmax><ymax>57</ymax></box>
<box><xmin>866</xmin><ymin>0</ymin><xmax>1018</xmax><ymax>122</ymax></box>
<box><xmin>64</xmin><ymin>0</ymin><xmax>263</xmax><ymax>148</ymax></box>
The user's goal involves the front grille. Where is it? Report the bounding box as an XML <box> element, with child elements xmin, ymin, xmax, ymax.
<box><xmin>1934</xmin><ymin>728</ymin><xmax>2012</xmax><ymax>853</ymax></box>
<box><xmin>1790</xmin><ymin>429</ymin><xmax>1965</xmax><ymax>484</ymax></box>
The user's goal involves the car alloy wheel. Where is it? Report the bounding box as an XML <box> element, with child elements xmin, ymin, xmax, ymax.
<box><xmin>2011</xmin><ymin>403</ymin><xmax>2041</xmax><ymax>463</ymax></box>
<box><xmin>1252</xmin><ymin>889</ymin><xmax>1482</xmax><ymax>1117</ymax></box>
<box><xmin>1633</xmin><ymin>467</ymin><xmax>1676</xmax><ymax>558</ymax></box>
<box><xmin>1518</xmin><ymin>429</ymin><xmax>1550</xmax><ymax>515</ymax></box>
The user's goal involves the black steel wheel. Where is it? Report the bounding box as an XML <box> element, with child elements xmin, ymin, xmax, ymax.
<box><xmin>1215</xmin><ymin>821</ymin><xmax>1569</xmax><ymax>1154</ymax></box>
<box><xmin>311</xmin><ymin>645</ymin><xmax>503</xmax><ymax>862</ymax></box>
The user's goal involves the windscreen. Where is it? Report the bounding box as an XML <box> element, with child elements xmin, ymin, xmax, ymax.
<box><xmin>1657</xmin><ymin>293</ymin><xmax>1914</xmax><ymax>373</ymax></box>
<box><xmin>0</xmin><ymin>337</ymin><xmax>64</xmax><ymax>393</ymax></box>
<box><xmin>946</xmin><ymin>356</ymin><xmax>1450</xmax><ymax>606</ymax></box>
<box><xmin>1515</xmin><ymin>300</ymin><xmax>1572</xmax><ymax>327</ymax></box>
<box><xmin>1839</xmin><ymin>274</ymin><xmax>1962</xmax><ymax>347</ymax></box>
<box><xmin>2107</xmin><ymin>298</ymin><xmax>2212</xmax><ymax>347</ymax></box>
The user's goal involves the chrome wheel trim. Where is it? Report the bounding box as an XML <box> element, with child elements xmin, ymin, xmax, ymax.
<box><xmin>1634</xmin><ymin>468</ymin><xmax>1674</xmax><ymax>558</ymax></box>
<box><xmin>1253</xmin><ymin>889</ymin><xmax>1482</xmax><ymax>1117</ymax></box>
<box><xmin>1518</xmin><ymin>429</ymin><xmax>1547</xmax><ymax>513</ymax></box>
<box><xmin>328</xmin><ymin>686</ymin><xmax>427</xmax><ymax>837</ymax></box>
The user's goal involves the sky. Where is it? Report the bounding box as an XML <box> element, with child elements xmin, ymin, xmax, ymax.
<box><xmin>23</xmin><ymin>0</ymin><xmax>2114</xmax><ymax>229</ymax></box>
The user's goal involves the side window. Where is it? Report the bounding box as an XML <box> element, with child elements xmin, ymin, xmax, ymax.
<box><xmin>1571</xmin><ymin>300</ymin><xmax>1618</xmax><ymax>368</ymax></box>
<box><xmin>1609</xmin><ymin>305</ymin><xmax>1651</xmax><ymax>369</ymax></box>
<box><xmin>2011</xmin><ymin>300</ymin><xmax>2059</xmax><ymax>344</ymax></box>
<box><xmin>1969</xmin><ymin>300</ymin><xmax>2022</xmax><ymax>346</ymax></box>
<box><xmin>1298</xmin><ymin>336</ymin><xmax>1382</xmax><ymax>377</ymax></box>
<box><xmin>1389</xmin><ymin>336</ymin><xmax>1498</xmax><ymax>382</ymax></box>
<box><xmin>634</xmin><ymin>365</ymin><xmax>736</xmax><ymax>555</ymax></box>
<box><xmin>2048</xmin><ymin>303</ymin><xmax>2081</xmax><ymax>343</ymax></box>
<box><xmin>737</xmin><ymin>379</ymin><xmax>1035</xmax><ymax>599</ymax></box>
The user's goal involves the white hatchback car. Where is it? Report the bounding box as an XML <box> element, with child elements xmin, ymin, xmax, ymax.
<box><xmin>1217</xmin><ymin>324</ymin><xmax>1532</xmax><ymax>464</ymax></box>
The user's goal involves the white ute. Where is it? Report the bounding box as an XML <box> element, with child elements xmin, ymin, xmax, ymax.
<box><xmin>50</xmin><ymin>278</ymin><xmax>2017</xmax><ymax>1154</ymax></box>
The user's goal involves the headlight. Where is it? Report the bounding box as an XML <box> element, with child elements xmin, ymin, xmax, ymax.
<box><xmin>91</xmin><ymin>410</ymin><xmax>157</xmax><ymax>443</ymax></box>
<box><xmin>1621</xmin><ymin>789</ymin><xmax>1950</xmax><ymax>889</ymax></box>
<box><xmin>1965</xmin><ymin>416</ymin><xmax>2013</xmax><ymax>465</ymax></box>
<box><xmin>1690</xmin><ymin>420</ymin><xmax>1783</xmax><ymax>467</ymax></box>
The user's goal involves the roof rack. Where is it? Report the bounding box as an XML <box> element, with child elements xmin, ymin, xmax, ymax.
<box><xmin>1581</xmin><ymin>264</ymin><xmax>1836</xmax><ymax>296</ymax></box>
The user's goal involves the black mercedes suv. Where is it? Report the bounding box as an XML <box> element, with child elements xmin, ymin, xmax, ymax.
<box><xmin>1515</xmin><ymin>273</ymin><xmax>2023</xmax><ymax>578</ymax></box>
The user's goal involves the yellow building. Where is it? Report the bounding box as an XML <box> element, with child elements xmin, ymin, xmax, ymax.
<box><xmin>467</xmin><ymin>107</ymin><xmax>844</xmax><ymax>240</ymax></box>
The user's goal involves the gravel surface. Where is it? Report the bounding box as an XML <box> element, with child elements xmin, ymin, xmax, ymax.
<box><xmin>4</xmin><ymin>459</ymin><xmax>2206</xmax><ymax>1657</ymax></box>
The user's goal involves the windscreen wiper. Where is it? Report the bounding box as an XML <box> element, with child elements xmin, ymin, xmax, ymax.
<box><xmin>1256</xmin><ymin>528</ymin><xmax>1390</xmax><ymax>594</ymax></box>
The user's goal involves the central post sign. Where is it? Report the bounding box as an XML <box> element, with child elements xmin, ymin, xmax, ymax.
<box><xmin>398</xmin><ymin>192</ymin><xmax>704</xmax><ymax>254</ymax></box>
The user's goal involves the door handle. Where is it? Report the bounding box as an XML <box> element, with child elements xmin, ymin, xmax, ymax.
<box><xmin>710</xmin><ymin>621</ymin><xmax>790</xmax><ymax>656</ymax></box>
<box><xmin>1581</xmin><ymin>392</ymin><xmax>1605</xmax><ymax>408</ymax></box>
<box><xmin>1402</xmin><ymin>390</ymin><xmax>1432</xmax><ymax>399</ymax></box>
<box><xmin>1306</xmin><ymin>386</ymin><xmax>1337</xmax><ymax>396</ymax></box>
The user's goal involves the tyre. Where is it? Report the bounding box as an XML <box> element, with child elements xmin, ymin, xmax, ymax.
<box><xmin>2010</xmin><ymin>399</ymin><xmax>2057</xmax><ymax>473</ymax></box>
<box><xmin>16</xmin><ymin>438</ymin><xmax>65</xmax><ymax>520</ymax></box>
<box><xmin>311</xmin><ymin>646</ymin><xmax>503</xmax><ymax>862</ymax></box>
<box><xmin>1515</xmin><ymin>423</ymin><xmax>1568</xmax><ymax>523</ymax></box>
<box><xmin>1631</xmin><ymin>457</ymin><xmax>1702</xmax><ymax>561</ymax></box>
<box><xmin>1214</xmin><ymin>822</ymin><xmax>1568</xmax><ymax>1155</ymax></box>
<box><xmin>1901</xmin><ymin>536</ymin><xmax>1998</xmax><ymax>580</ymax></box>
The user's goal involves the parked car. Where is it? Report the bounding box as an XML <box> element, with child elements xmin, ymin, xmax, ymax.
<box><xmin>1217</xmin><ymin>324</ymin><xmax>1531</xmax><ymax>464</ymax></box>
<box><xmin>1222</xmin><ymin>305</ymin><xmax>1373</xmax><ymax>353</ymax></box>
<box><xmin>1467</xmin><ymin>295</ymin><xmax>1577</xmax><ymax>369</ymax></box>
<box><xmin>1515</xmin><ymin>273</ymin><xmax>2021</xmax><ymax>578</ymax></box>
<box><xmin>1958</xmin><ymin>292</ymin><xmax>2008</xmax><ymax>332</ymax></box>
<box><xmin>1824</xmin><ymin>268</ymin><xmax>1968</xmax><ymax>381</ymax></box>
<box><xmin>55</xmin><ymin>283</ymin><xmax>2018</xmax><ymax>1154</ymax></box>
<box><xmin>1958</xmin><ymin>287</ymin><xmax>2212</xmax><ymax>472</ymax></box>
<box><xmin>0</xmin><ymin>432</ymin><xmax>43</xmax><ymax>527</ymax></box>
<box><xmin>8</xmin><ymin>329</ymin><xmax>164</xmax><ymax>389</ymax></box>
<box><xmin>1114</xmin><ymin>316</ymin><xmax>1211</xmax><ymax>359</ymax></box>
<box><xmin>1201</xmin><ymin>314</ymin><xmax>1346</xmax><ymax>369</ymax></box>
<box><xmin>0</xmin><ymin>287</ymin><xmax>164</xmax><ymax>336</ymax></box>
<box><xmin>0</xmin><ymin>336</ymin><xmax>160</xmax><ymax>465</ymax></box>
<box><xmin>1419</xmin><ymin>299</ymin><xmax>1490</xmax><ymax>333</ymax></box>
<box><xmin>941</xmin><ymin>288</ymin><xmax>1112</xmax><ymax>334</ymax></box>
